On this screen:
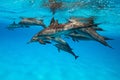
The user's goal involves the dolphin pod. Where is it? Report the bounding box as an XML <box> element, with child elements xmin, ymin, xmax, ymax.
<box><xmin>7</xmin><ymin>0</ymin><xmax>113</xmax><ymax>60</ymax></box>
<box><xmin>26</xmin><ymin>17</ymin><xmax>112</xmax><ymax>59</ymax></box>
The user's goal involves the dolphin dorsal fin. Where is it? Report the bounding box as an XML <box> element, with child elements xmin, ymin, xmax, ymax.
<box><xmin>58</xmin><ymin>48</ymin><xmax>60</xmax><ymax>52</ymax></box>
<box><xmin>50</xmin><ymin>17</ymin><xmax>55</xmax><ymax>25</ymax></box>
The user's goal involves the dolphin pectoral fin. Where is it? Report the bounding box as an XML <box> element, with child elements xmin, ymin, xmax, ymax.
<box><xmin>93</xmin><ymin>27</ymin><xmax>104</xmax><ymax>31</ymax></box>
<box><xmin>45</xmin><ymin>41</ymin><xmax>51</xmax><ymax>44</ymax></box>
<box><xmin>58</xmin><ymin>48</ymin><xmax>60</xmax><ymax>52</ymax></box>
<box><xmin>75</xmin><ymin>56</ymin><xmax>79</xmax><ymax>60</ymax></box>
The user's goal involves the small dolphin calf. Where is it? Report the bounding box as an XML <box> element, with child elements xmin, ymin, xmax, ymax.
<box><xmin>54</xmin><ymin>43</ymin><xmax>79</xmax><ymax>59</ymax></box>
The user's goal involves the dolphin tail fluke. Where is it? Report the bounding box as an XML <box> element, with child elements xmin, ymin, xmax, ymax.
<box><xmin>75</xmin><ymin>56</ymin><xmax>79</xmax><ymax>60</ymax></box>
<box><xmin>107</xmin><ymin>44</ymin><xmax>113</xmax><ymax>49</ymax></box>
<box><xmin>100</xmin><ymin>40</ymin><xmax>113</xmax><ymax>49</ymax></box>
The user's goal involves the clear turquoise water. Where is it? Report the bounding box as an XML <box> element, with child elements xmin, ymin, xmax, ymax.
<box><xmin>0</xmin><ymin>0</ymin><xmax>120</xmax><ymax>80</ymax></box>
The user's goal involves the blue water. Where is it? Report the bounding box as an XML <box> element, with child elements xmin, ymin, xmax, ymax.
<box><xmin>0</xmin><ymin>0</ymin><xmax>120</xmax><ymax>80</ymax></box>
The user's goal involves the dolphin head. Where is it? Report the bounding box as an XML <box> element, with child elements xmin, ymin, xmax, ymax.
<box><xmin>27</xmin><ymin>36</ymin><xmax>39</xmax><ymax>44</ymax></box>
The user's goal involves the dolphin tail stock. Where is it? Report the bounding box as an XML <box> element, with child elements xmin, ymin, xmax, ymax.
<box><xmin>70</xmin><ymin>51</ymin><xmax>79</xmax><ymax>60</ymax></box>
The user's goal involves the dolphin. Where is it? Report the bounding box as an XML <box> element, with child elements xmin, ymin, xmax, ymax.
<box><xmin>51</xmin><ymin>37</ymin><xmax>72</xmax><ymax>50</ymax></box>
<box><xmin>18</xmin><ymin>17</ymin><xmax>46</xmax><ymax>28</ymax></box>
<box><xmin>28</xmin><ymin>17</ymin><xmax>71</xmax><ymax>48</ymax></box>
<box><xmin>54</xmin><ymin>43</ymin><xmax>79</xmax><ymax>59</ymax></box>
<box><xmin>27</xmin><ymin>17</ymin><xmax>57</xmax><ymax>44</ymax></box>
<box><xmin>36</xmin><ymin>17</ymin><xmax>94</xmax><ymax>38</ymax></box>
<box><xmin>66</xmin><ymin>18</ymin><xmax>112</xmax><ymax>48</ymax></box>
<box><xmin>77</xmin><ymin>28</ymin><xmax>112</xmax><ymax>48</ymax></box>
<box><xmin>7</xmin><ymin>21</ymin><xmax>22</xmax><ymax>30</ymax></box>
<box><xmin>67</xmin><ymin>32</ymin><xmax>113</xmax><ymax>42</ymax></box>
<box><xmin>27</xmin><ymin>34</ymin><xmax>51</xmax><ymax>45</ymax></box>
<box><xmin>31</xmin><ymin>17</ymin><xmax>96</xmax><ymax>47</ymax></box>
